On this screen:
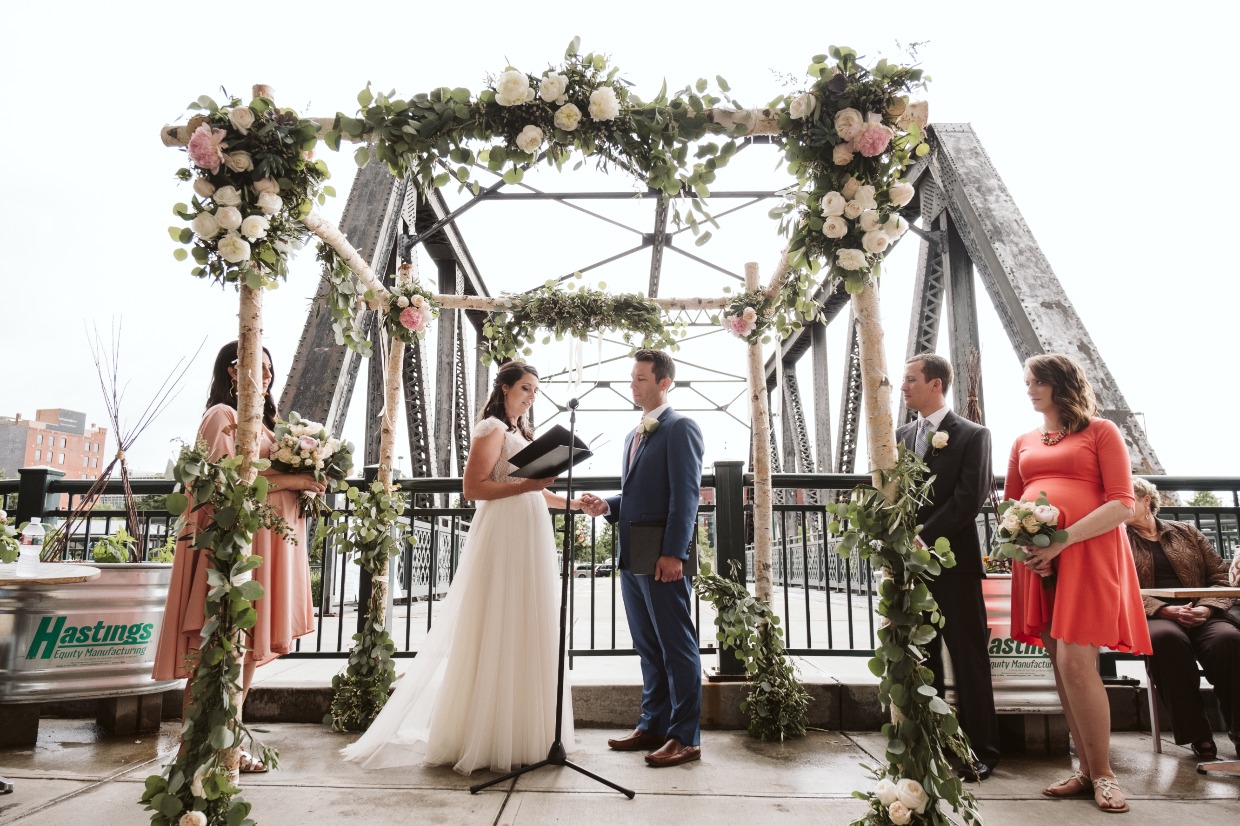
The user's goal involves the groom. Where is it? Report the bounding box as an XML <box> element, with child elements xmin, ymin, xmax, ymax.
<box><xmin>581</xmin><ymin>349</ymin><xmax>704</xmax><ymax>768</ymax></box>
<box><xmin>898</xmin><ymin>353</ymin><xmax>1001</xmax><ymax>780</ymax></box>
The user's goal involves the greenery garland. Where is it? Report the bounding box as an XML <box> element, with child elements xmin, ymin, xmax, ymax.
<box><xmin>316</xmin><ymin>481</ymin><xmax>409</xmax><ymax>731</ymax></box>
<box><xmin>140</xmin><ymin>442</ymin><xmax>290</xmax><ymax>826</ymax></box>
<box><xmin>694</xmin><ymin>561</ymin><xmax>810</xmax><ymax>740</ymax></box>
<box><xmin>482</xmin><ymin>280</ymin><xmax>679</xmax><ymax>363</ymax></box>
<box><xmin>826</xmin><ymin>449</ymin><xmax>980</xmax><ymax>826</ymax></box>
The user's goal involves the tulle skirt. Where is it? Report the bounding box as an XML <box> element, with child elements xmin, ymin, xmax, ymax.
<box><xmin>341</xmin><ymin>491</ymin><xmax>573</xmax><ymax>774</ymax></box>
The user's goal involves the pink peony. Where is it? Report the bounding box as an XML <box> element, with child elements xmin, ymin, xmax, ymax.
<box><xmin>854</xmin><ymin>123</ymin><xmax>894</xmax><ymax>158</ymax></box>
<box><xmin>726</xmin><ymin>315</ymin><xmax>756</xmax><ymax>338</ymax></box>
<box><xmin>297</xmin><ymin>435</ymin><xmax>321</xmax><ymax>453</ymax></box>
<box><xmin>187</xmin><ymin>124</ymin><xmax>227</xmax><ymax>173</ymax></box>
<box><xmin>399</xmin><ymin>307</ymin><xmax>426</xmax><ymax>332</ymax></box>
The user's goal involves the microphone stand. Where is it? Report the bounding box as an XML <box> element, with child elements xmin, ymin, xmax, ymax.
<box><xmin>470</xmin><ymin>398</ymin><xmax>634</xmax><ymax>798</ymax></box>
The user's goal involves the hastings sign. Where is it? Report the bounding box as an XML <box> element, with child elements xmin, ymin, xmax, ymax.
<box><xmin>23</xmin><ymin>614</ymin><xmax>157</xmax><ymax>667</ymax></box>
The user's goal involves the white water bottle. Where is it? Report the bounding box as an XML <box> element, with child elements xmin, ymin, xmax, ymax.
<box><xmin>17</xmin><ymin>517</ymin><xmax>45</xmax><ymax>577</ymax></box>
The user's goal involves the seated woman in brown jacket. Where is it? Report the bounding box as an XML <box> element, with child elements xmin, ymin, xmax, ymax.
<box><xmin>1127</xmin><ymin>478</ymin><xmax>1240</xmax><ymax>760</ymax></box>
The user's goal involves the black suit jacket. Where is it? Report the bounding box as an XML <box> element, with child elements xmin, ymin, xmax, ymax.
<box><xmin>897</xmin><ymin>410</ymin><xmax>992</xmax><ymax>577</ymax></box>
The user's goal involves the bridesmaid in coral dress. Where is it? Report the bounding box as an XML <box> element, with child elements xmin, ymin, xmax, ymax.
<box><xmin>1004</xmin><ymin>354</ymin><xmax>1151</xmax><ymax>815</ymax></box>
<box><xmin>152</xmin><ymin>341</ymin><xmax>323</xmax><ymax>772</ymax></box>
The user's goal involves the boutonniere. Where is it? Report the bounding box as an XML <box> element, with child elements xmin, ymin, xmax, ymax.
<box><xmin>637</xmin><ymin>416</ymin><xmax>660</xmax><ymax>441</ymax></box>
<box><xmin>930</xmin><ymin>430</ymin><xmax>949</xmax><ymax>453</ymax></box>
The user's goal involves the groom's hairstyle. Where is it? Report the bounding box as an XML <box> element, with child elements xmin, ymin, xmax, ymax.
<box><xmin>635</xmin><ymin>349</ymin><xmax>675</xmax><ymax>383</ymax></box>
<box><xmin>908</xmin><ymin>353</ymin><xmax>952</xmax><ymax>393</ymax></box>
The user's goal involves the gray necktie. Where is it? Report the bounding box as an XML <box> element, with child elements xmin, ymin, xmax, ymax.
<box><xmin>914</xmin><ymin>418</ymin><xmax>932</xmax><ymax>457</ymax></box>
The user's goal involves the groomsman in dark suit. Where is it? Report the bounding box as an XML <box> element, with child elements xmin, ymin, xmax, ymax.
<box><xmin>897</xmin><ymin>354</ymin><xmax>1001</xmax><ymax>780</ymax></box>
<box><xmin>580</xmin><ymin>349</ymin><xmax>704</xmax><ymax>768</ymax></box>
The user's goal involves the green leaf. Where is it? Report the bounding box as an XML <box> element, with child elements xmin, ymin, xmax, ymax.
<box><xmin>166</xmin><ymin>492</ymin><xmax>189</xmax><ymax>516</ymax></box>
<box><xmin>357</xmin><ymin>86</ymin><xmax>374</xmax><ymax>109</ymax></box>
<box><xmin>354</xmin><ymin>146</ymin><xmax>371</xmax><ymax>167</ymax></box>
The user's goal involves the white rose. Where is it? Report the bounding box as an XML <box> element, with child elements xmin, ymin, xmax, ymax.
<box><xmin>834</xmin><ymin>107</ymin><xmax>865</xmax><ymax>141</ymax></box>
<box><xmin>192</xmin><ymin>178</ymin><xmax>216</xmax><ymax>199</ymax></box>
<box><xmin>741</xmin><ymin>306</ymin><xmax>757</xmax><ymax>322</ymax></box>
<box><xmin>396</xmin><ymin>295</ymin><xmax>410</xmax><ymax>308</ymax></box>
<box><xmin>588</xmin><ymin>86</ymin><xmax>620</xmax><ymax>121</ymax></box>
<box><xmin>1022</xmin><ymin>514</ymin><xmax>1042</xmax><ymax>533</ymax></box>
<box><xmin>180</xmin><ymin>810</ymin><xmax>208</xmax><ymax>826</ymax></box>
<box><xmin>214</xmin><ymin>185</ymin><xmax>242</xmax><ymax>207</ymax></box>
<box><xmin>888</xmin><ymin>181</ymin><xmax>916</xmax><ymax>207</ymax></box>
<box><xmin>190</xmin><ymin>211</ymin><xmax>221</xmax><ymax>240</ymax></box>
<box><xmin>240</xmin><ymin>214</ymin><xmax>270</xmax><ymax>241</ymax></box>
<box><xmin>874</xmin><ymin>778</ymin><xmax>899</xmax><ymax>806</ymax></box>
<box><xmin>189</xmin><ymin>764</ymin><xmax>208</xmax><ymax>797</ymax></box>
<box><xmin>1032</xmin><ymin>504</ymin><xmax>1060</xmax><ymax>524</ymax></box>
<box><xmin>554</xmin><ymin>102</ymin><xmax>583</xmax><ymax>131</ymax></box>
<box><xmin>215</xmin><ymin>206</ymin><xmax>242</xmax><ymax>231</ymax></box>
<box><xmin>861</xmin><ymin>230</ymin><xmax>890</xmax><ymax>255</ymax></box>
<box><xmin>217</xmin><ymin>231</ymin><xmax>252</xmax><ymax>263</ymax></box>
<box><xmin>882</xmin><ymin>215</ymin><xmax>909</xmax><ymax>241</ymax></box>
<box><xmin>931</xmin><ymin>430</ymin><xmax>949</xmax><ymax>450</ymax></box>
<box><xmin>854</xmin><ymin>185</ymin><xmax>878</xmax><ymax>209</ymax></box>
<box><xmin>841</xmin><ymin>176</ymin><xmax>861</xmax><ymax>200</ymax></box>
<box><xmin>540</xmin><ymin>72</ymin><xmax>568</xmax><ymax>103</ymax></box>
<box><xmin>843</xmin><ymin>200</ymin><xmax>864</xmax><ymax>220</ymax></box>
<box><xmin>1001</xmin><ymin>510</ymin><xmax>1022</xmax><ymax>532</ymax></box>
<box><xmin>252</xmin><ymin>177</ymin><xmax>280</xmax><ymax>196</ymax></box>
<box><xmin>788</xmin><ymin>91</ymin><xmax>816</xmax><ymax>120</ymax></box>
<box><xmin>836</xmin><ymin>248</ymin><xmax>868</xmax><ymax>271</ymax></box>
<box><xmin>257</xmin><ymin>191</ymin><xmax>283</xmax><ymax>215</ymax></box>
<box><xmin>888</xmin><ymin>802</ymin><xmax>912</xmax><ymax>826</ymax></box>
<box><xmin>229</xmin><ymin>106</ymin><xmax>256</xmax><ymax>134</ymax></box>
<box><xmin>516</xmin><ymin>124</ymin><xmax>543</xmax><ymax>154</ymax></box>
<box><xmin>859</xmin><ymin>210</ymin><xmax>882</xmax><ymax>232</ymax></box>
<box><xmin>819</xmin><ymin>191</ymin><xmax>846</xmax><ymax>217</ymax></box>
<box><xmin>895</xmin><ymin>778</ymin><xmax>929</xmax><ymax>814</ymax></box>
<box><xmin>832</xmin><ymin>143</ymin><xmax>854</xmax><ymax>166</ymax></box>
<box><xmin>411</xmin><ymin>294</ymin><xmax>425</xmax><ymax>308</ymax></box>
<box><xmin>822</xmin><ymin>215</ymin><xmax>849</xmax><ymax>239</ymax></box>
<box><xmin>223</xmin><ymin>151</ymin><xmax>253</xmax><ymax>173</ymax></box>
<box><xmin>495</xmin><ymin>69</ymin><xmax>530</xmax><ymax>107</ymax></box>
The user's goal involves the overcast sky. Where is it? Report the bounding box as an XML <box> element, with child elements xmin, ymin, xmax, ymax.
<box><xmin>0</xmin><ymin>1</ymin><xmax>1232</xmax><ymax>483</ymax></box>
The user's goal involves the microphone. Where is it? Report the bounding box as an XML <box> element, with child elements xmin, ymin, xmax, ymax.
<box><xmin>567</xmin><ymin>398</ymin><xmax>579</xmax><ymax>410</ymax></box>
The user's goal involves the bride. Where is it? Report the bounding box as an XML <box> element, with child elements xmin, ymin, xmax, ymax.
<box><xmin>342</xmin><ymin>361</ymin><xmax>578</xmax><ymax>774</ymax></box>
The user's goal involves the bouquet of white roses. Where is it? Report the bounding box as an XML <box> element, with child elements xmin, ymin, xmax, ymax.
<box><xmin>269</xmin><ymin>412</ymin><xmax>354</xmax><ymax>516</ymax></box>
<box><xmin>993</xmin><ymin>491</ymin><xmax>1069</xmax><ymax>586</ymax></box>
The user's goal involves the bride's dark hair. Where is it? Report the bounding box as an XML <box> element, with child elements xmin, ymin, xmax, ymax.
<box><xmin>478</xmin><ymin>361</ymin><xmax>538</xmax><ymax>440</ymax></box>
<box><xmin>205</xmin><ymin>340</ymin><xmax>278</xmax><ymax>430</ymax></box>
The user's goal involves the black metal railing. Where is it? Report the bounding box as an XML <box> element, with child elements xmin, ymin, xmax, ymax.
<box><xmin>4</xmin><ymin>467</ymin><xmax>1237</xmax><ymax>674</ymax></box>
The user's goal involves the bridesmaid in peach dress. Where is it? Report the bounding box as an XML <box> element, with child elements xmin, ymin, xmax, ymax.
<box><xmin>152</xmin><ymin>341</ymin><xmax>324</xmax><ymax>772</ymax></box>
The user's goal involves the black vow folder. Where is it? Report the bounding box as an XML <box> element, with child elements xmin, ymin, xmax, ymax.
<box><xmin>509</xmin><ymin>424</ymin><xmax>595</xmax><ymax>479</ymax></box>
<box><xmin>628</xmin><ymin>520</ymin><xmax>699</xmax><ymax>577</ymax></box>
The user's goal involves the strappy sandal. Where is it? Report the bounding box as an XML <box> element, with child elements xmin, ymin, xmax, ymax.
<box><xmin>1042</xmin><ymin>769</ymin><xmax>1092</xmax><ymax>798</ymax></box>
<box><xmin>1191</xmin><ymin>739</ymin><xmax>1217</xmax><ymax>760</ymax></box>
<box><xmin>239</xmin><ymin>749</ymin><xmax>268</xmax><ymax>774</ymax></box>
<box><xmin>1092</xmin><ymin>775</ymin><xmax>1130</xmax><ymax>814</ymax></box>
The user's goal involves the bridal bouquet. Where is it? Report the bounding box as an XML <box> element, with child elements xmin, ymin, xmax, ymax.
<box><xmin>269</xmin><ymin>412</ymin><xmax>354</xmax><ymax>516</ymax></box>
<box><xmin>992</xmin><ymin>492</ymin><xmax>1069</xmax><ymax>587</ymax></box>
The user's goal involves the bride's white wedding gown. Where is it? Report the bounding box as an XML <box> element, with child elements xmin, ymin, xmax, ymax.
<box><xmin>342</xmin><ymin>417</ymin><xmax>574</xmax><ymax>774</ymax></box>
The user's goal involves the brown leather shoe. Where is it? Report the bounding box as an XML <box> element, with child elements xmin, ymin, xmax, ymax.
<box><xmin>644</xmin><ymin>738</ymin><xmax>701</xmax><ymax>768</ymax></box>
<box><xmin>607</xmin><ymin>729</ymin><xmax>665</xmax><ymax>752</ymax></box>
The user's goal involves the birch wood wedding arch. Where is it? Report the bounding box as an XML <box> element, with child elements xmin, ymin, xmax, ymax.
<box><xmin>148</xmin><ymin>42</ymin><xmax>981</xmax><ymax>826</ymax></box>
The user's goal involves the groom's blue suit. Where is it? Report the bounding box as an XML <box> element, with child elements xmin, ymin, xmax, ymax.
<box><xmin>604</xmin><ymin>407</ymin><xmax>704</xmax><ymax>746</ymax></box>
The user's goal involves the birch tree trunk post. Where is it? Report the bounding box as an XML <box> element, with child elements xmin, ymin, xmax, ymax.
<box><xmin>745</xmin><ymin>262</ymin><xmax>774</xmax><ymax>607</ymax></box>
<box><xmin>852</xmin><ymin>273</ymin><xmax>899</xmax><ymax>498</ymax></box>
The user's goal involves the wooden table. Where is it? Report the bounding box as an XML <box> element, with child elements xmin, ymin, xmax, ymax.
<box><xmin>1139</xmin><ymin>586</ymin><xmax>1240</xmax><ymax>778</ymax></box>
<box><xmin>0</xmin><ymin>562</ymin><xmax>101</xmax><ymax>587</ymax></box>
<box><xmin>0</xmin><ymin>562</ymin><xmax>100</xmax><ymax>792</ymax></box>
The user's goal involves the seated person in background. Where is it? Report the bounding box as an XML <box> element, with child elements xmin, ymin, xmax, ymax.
<box><xmin>1126</xmin><ymin>478</ymin><xmax>1240</xmax><ymax>760</ymax></box>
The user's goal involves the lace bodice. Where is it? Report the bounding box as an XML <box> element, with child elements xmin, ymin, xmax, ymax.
<box><xmin>471</xmin><ymin>417</ymin><xmax>530</xmax><ymax>484</ymax></box>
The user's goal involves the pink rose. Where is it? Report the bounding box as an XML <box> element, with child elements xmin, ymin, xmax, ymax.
<box><xmin>832</xmin><ymin>143</ymin><xmax>854</xmax><ymax>166</ymax></box>
<box><xmin>726</xmin><ymin>315</ymin><xmax>756</xmax><ymax>337</ymax></box>
<box><xmin>297</xmin><ymin>435</ymin><xmax>320</xmax><ymax>453</ymax></box>
<box><xmin>854</xmin><ymin>123</ymin><xmax>894</xmax><ymax>157</ymax></box>
<box><xmin>187</xmin><ymin>124</ymin><xmax>227</xmax><ymax>173</ymax></box>
<box><xmin>399</xmin><ymin>307</ymin><xmax>426</xmax><ymax>332</ymax></box>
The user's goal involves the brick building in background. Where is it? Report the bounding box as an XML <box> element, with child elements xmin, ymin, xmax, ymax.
<box><xmin>0</xmin><ymin>409</ymin><xmax>109</xmax><ymax>480</ymax></box>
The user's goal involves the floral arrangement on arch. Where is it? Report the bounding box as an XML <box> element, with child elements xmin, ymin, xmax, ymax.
<box><xmin>383</xmin><ymin>282</ymin><xmax>440</xmax><ymax>344</ymax></box>
<box><xmin>170</xmin><ymin>94</ymin><xmax>334</xmax><ymax>288</ymax></box>
<box><xmin>716</xmin><ymin>288</ymin><xmax>776</xmax><ymax>344</ymax></box>
<box><xmin>773</xmin><ymin>47</ymin><xmax>928</xmax><ymax>294</ymax></box>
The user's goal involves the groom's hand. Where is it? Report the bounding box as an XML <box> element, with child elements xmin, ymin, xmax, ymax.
<box><xmin>654</xmin><ymin>555</ymin><xmax>683</xmax><ymax>583</ymax></box>
<box><xmin>579</xmin><ymin>493</ymin><xmax>607</xmax><ymax>517</ymax></box>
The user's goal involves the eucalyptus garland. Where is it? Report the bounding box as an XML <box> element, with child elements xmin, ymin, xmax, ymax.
<box><xmin>826</xmin><ymin>449</ymin><xmax>980</xmax><ymax>826</ymax></box>
<box><xmin>482</xmin><ymin>282</ymin><xmax>679</xmax><ymax>364</ymax></box>
<box><xmin>694</xmin><ymin>561</ymin><xmax>810</xmax><ymax>741</ymax></box>
<box><xmin>141</xmin><ymin>441</ymin><xmax>290</xmax><ymax>826</ymax></box>
<box><xmin>317</xmin><ymin>481</ymin><xmax>409</xmax><ymax>731</ymax></box>
<box><xmin>317</xmin><ymin>245</ymin><xmax>372</xmax><ymax>356</ymax></box>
